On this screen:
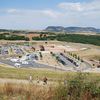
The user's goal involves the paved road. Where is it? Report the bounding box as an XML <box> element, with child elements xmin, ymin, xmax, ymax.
<box><xmin>57</xmin><ymin>54</ymin><xmax>76</xmax><ymax>67</ymax></box>
<box><xmin>0</xmin><ymin>58</ymin><xmax>66</xmax><ymax>71</ymax></box>
<box><xmin>0</xmin><ymin>53</ymin><xmax>92</xmax><ymax>72</ymax></box>
<box><xmin>57</xmin><ymin>53</ymin><xmax>92</xmax><ymax>71</ymax></box>
<box><xmin>80</xmin><ymin>61</ymin><xmax>92</xmax><ymax>71</ymax></box>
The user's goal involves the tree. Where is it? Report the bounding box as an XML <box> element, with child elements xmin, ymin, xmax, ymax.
<box><xmin>77</xmin><ymin>56</ymin><xmax>80</xmax><ymax>60</ymax></box>
<box><xmin>39</xmin><ymin>52</ymin><xmax>43</xmax><ymax>60</ymax></box>
<box><xmin>40</xmin><ymin>34</ymin><xmax>43</xmax><ymax>38</ymax></box>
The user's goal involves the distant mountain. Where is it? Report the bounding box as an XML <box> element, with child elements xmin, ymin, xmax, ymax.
<box><xmin>0</xmin><ymin>29</ymin><xmax>26</xmax><ymax>34</ymax></box>
<box><xmin>45</xmin><ymin>26</ymin><xmax>100</xmax><ymax>33</ymax></box>
<box><xmin>0</xmin><ymin>29</ymin><xmax>10</xmax><ymax>32</ymax></box>
<box><xmin>44</xmin><ymin>26</ymin><xmax>65</xmax><ymax>32</ymax></box>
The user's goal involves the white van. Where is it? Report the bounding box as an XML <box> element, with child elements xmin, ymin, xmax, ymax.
<box><xmin>14</xmin><ymin>63</ymin><xmax>21</xmax><ymax>68</ymax></box>
<box><xmin>21</xmin><ymin>61</ymin><xmax>29</xmax><ymax>65</ymax></box>
<box><xmin>10</xmin><ymin>59</ymin><xmax>19</xmax><ymax>62</ymax></box>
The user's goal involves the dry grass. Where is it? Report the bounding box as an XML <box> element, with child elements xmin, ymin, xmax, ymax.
<box><xmin>0</xmin><ymin>83</ymin><xmax>54</xmax><ymax>100</ymax></box>
<box><xmin>0</xmin><ymin>73</ymin><xmax>100</xmax><ymax>100</ymax></box>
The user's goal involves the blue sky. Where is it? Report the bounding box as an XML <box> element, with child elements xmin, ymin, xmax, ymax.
<box><xmin>0</xmin><ymin>0</ymin><xmax>100</xmax><ymax>30</ymax></box>
<box><xmin>0</xmin><ymin>0</ymin><xmax>90</xmax><ymax>9</ymax></box>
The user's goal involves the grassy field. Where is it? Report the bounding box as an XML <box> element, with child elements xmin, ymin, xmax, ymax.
<box><xmin>0</xmin><ymin>64</ymin><xmax>100</xmax><ymax>100</ymax></box>
<box><xmin>0</xmin><ymin>72</ymin><xmax>100</xmax><ymax>100</ymax></box>
<box><xmin>0</xmin><ymin>65</ymin><xmax>100</xmax><ymax>81</ymax></box>
<box><xmin>0</xmin><ymin>65</ymin><xmax>73</xmax><ymax>80</ymax></box>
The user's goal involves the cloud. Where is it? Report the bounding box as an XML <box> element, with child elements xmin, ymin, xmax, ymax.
<box><xmin>7</xmin><ymin>9</ymin><xmax>19</xmax><ymax>14</ymax></box>
<box><xmin>58</xmin><ymin>2</ymin><xmax>82</xmax><ymax>11</ymax></box>
<box><xmin>84</xmin><ymin>0</ymin><xmax>100</xmax><ymax>11</ymax></box>
<box><xmin>0</xmin><ymin>0</ymin><xmax>100</xmax><ymax>29</ymax></box>
<box><xmin>56</xmin><ymin>0</ymin><xmax>100</xmax><ymax>28</ymax></box>
<box><xmin>58</xmin><ymin>0</ymin><xmax>100</xmax><ymax>12</ymax></box>
<box><xmin>42</xmin><ymin>10</ymin><xmax>62</xmax><ymax>18</ymax></box>
<box><xmin>4</xmin><ymin>9</ymin><xmax>62</xmax><ymax>18</ymax></box>
<box><xmin>0</xmin><ymin>9</ymin><xmax>64</xmax><ymax>29</ymax></box>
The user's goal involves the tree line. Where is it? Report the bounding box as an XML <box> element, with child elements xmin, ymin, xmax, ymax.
<box><xmin>32</xmin><ymin>34</ymin><xmax>100</xmax><ymax>46</ymax></box>
<box><xmin>0</xmin><ymin>34</ymin><xmax>29</xmax><ymax>41</ymax></box>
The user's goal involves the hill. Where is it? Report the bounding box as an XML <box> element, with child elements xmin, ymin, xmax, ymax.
<box><xmin>45</xmin><ymin>26</ymin><xmax>100</xmax><ymax>33</ymax></box>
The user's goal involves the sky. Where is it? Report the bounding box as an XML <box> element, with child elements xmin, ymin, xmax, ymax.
<box><xmin>0</xmin><ymin>0</ymin><xmax>100</xmax><ymax>30</ymax></box>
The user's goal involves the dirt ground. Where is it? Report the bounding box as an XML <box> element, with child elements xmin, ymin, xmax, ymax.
<box><xmin>0</xmin><ymin>40</ymin><xmax>100</xmax><ymax>68</ymax></box>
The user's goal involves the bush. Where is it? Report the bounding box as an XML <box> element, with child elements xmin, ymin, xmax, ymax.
<box><xmin>0</xmin><ymin>73</ymin><xmax>100</xmax><ymax>100</ymax></box>
<box><xmin>54</xmin><ymin>73</ymin><xmax>100</xmax><ymax>100</ymax></box>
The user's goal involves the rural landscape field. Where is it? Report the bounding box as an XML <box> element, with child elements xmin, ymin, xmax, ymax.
<box><xmin>0</xmin><ymin>0</ymin><xmax>100</xmax><ymax>100</ymax></box>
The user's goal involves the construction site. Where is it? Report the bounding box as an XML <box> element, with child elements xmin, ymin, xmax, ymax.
<box><xmin>0</xmin><ymin>41</ymin><xmax>99</xmax><ymax>73</ymax></box>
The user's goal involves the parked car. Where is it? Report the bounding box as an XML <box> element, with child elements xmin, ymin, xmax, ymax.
<box><xmin>14</xmin><ymin>63</ymin><xmax>21</xmax><ymax>68</ymax></box>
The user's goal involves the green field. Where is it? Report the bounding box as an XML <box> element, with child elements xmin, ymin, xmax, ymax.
<box><xmin>0</xmin><ymin>65</ymin><xmax>73</xmax><ymax>80</ymax></box>
<box><xmin>32</xmin><ymin>34</ymin><xmax>100</xmax><ymax>46</ymax></box>
<box><xmin>0</xmin><ymin>65</ymin><xmax>100</xmax><ymax>81</ymax></box>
